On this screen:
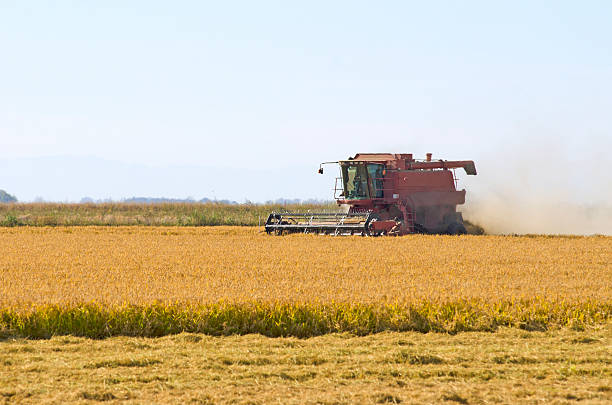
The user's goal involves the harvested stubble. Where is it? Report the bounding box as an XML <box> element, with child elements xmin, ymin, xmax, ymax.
<box><xmin>0</xmin><ymin>227</ymin><xmax>610</xmax><ymax>338</ymax></box>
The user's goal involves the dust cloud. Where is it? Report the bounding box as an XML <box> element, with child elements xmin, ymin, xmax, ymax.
<box><xmin>458</xmin><ymin>138</ymin><xmax>611</xmax><ymax>235</ymax></box>
<box><xmin>462</xmin><ymin>195</ymin><xmax>612</xmax><ymax>235</ymax></box>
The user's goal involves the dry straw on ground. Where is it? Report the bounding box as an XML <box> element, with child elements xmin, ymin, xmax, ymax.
<box><xmin>2</xmin><ymin>327</ymin><xmax>611</xmax><ymax>404</ymax></box>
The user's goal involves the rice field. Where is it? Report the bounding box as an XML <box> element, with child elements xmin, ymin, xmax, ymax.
<box><xmin>0</xmin><ymin>227</ymin><xmax>610</xmax><ymax>338</ymax></box>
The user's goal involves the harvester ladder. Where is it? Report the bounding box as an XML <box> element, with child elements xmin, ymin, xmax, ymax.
<box><xmin>399</xmin><ymin>200</ymin><xmax>415</xmax><ymax>234</ymax></box>
<box><xmin>404</xmin><ymin>210</ymin><xmax>415</xmax><ymax>233</ymax></box>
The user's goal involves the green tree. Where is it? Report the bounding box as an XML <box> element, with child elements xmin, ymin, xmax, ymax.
<box><xmin>0</xmin><ymin>190</ymin><xmax>17</xmax><ymax>203</ymax></box>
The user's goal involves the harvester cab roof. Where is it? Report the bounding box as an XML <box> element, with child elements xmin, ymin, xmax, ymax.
<box><xmin>266</xmin><ymin>153</ymin><xmax>477</xmax><ymax>236</ymax></box>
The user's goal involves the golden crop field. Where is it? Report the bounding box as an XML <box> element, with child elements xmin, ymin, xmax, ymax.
<box><xmin>0</xmin><ymin>226</ymin><xmax>610</xmax><ymax>338</ymax></box>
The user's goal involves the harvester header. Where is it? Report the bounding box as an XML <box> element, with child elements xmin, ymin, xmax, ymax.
<box><xmin>266</xmin><ymin>153</ymin><xmax>477</xmax><ymax>236</ymax></box>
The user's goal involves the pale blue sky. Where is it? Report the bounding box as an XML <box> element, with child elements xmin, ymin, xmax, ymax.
<box><xmin>1</xmin><ymin>1</ymin><xmax>611</xmax><ymax>205</ymax></box>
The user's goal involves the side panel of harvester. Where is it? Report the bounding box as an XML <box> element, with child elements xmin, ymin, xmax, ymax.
<box><xmin>391</xmin><ymin>170</ymin><xmax>466</xmax><ymax>233</ymax></box>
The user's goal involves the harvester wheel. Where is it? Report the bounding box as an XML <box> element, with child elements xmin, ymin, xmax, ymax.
<box><xmin>447</xmin><ymin>222</ymin><xmax>467</xmax><ymax>235</ymax></box>
<box><xmin>413</xmin><ymin>223</ymin><xmax>428</xmax><ymax>234</ymax></box>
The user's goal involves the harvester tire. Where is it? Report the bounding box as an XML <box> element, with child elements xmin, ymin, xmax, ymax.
<box><xmin>413</xmin><ymin>223</ymin><xmax>428</xmax><ymax>234</ymax></box>
<box><xmin>447</xmin><ymin>222</ymin><xmax>467</xmax><ymax>235</ymax></box>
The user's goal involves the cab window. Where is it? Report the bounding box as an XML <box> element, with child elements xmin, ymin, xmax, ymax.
<box><xmin>367</xmin><ymin>164</ymin><xmax>384</xmax><ymax>198</ymax></box>
<box><xmin>341</xmin><ymin>164</ymin><xmax>369</xmax><ymax>199</ymax></box>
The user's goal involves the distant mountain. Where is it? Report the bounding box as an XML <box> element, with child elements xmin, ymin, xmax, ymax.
<box><xmin>0</xmin><ymin>190</ymin><xmax>17</xmax><ymax>203</ymax></box>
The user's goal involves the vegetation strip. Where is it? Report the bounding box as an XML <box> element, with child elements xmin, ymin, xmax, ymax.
<box><xmin>1</xmin><ymin>301</ymin><xmax>610</xmax><ymax>339</ymax></box>
<box><xmin>0</xmin><ymin>203</ymin><xmax>486</xmax><ymax>233</ymax></box>
<box><xmin>0</xmin><ymin>202</ymin><xmax>336</xmax><ymax>227</ymax></box>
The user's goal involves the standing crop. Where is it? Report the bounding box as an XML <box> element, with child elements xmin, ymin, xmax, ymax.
<box><xmin>0</xmin><ymin>227</ymin><xmax>610</xmax><ymax>337</ymax></box>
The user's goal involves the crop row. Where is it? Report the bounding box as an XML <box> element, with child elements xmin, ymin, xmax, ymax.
<box><xmin>1</xmin><ymin>300</ymin><xmax>610</xmax><ymax>339</ymax></box>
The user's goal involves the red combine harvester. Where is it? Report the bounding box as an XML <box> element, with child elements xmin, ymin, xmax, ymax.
<box><xmin>265</xmin><ymin>153</ymin><xmax>477</xmax><ymax>236</ymax></box>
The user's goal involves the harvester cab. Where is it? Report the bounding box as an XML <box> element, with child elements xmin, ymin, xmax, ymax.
<box><xmin>265</xmin><ymin>153</ymin><xmax>476</xmax><ymax>236</ymax></box>
<box><xmin>338</xmin><ymin>161</ymin><xmax>385</xmax><ymax>200</ymax></box>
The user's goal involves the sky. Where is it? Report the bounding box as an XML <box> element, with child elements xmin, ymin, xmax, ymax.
<box><xmin>1</xmin><ymin>1</ymin><xmax>611</xmax><ymax>232</ymax></box>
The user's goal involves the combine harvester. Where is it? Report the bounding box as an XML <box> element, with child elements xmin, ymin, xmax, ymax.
<box><xmin>265</xmin><ymin>153</ymin><xmax>477</xmax><ymax>236</ymax></box>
